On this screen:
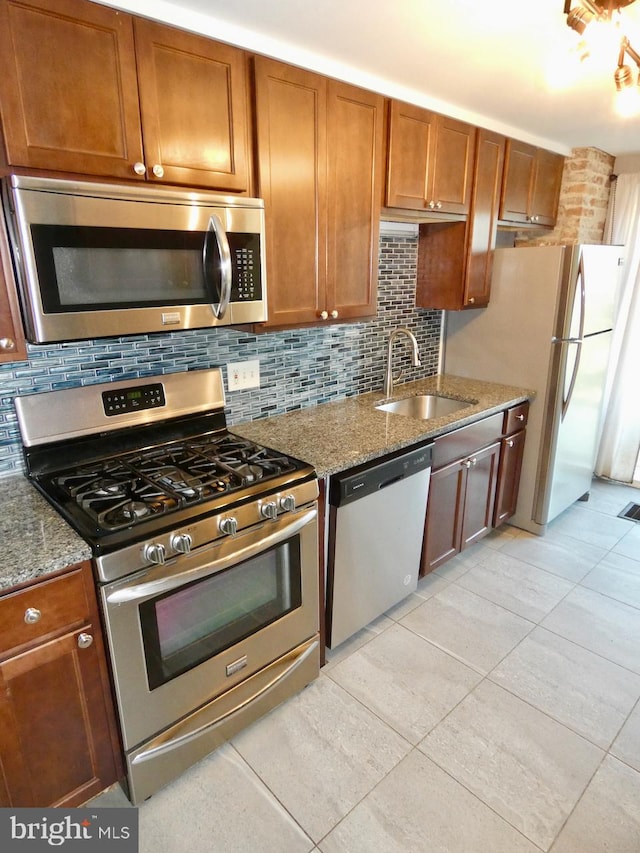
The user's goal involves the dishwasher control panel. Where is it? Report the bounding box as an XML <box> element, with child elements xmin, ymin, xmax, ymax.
<box><xmin>329</xmin><ymin>442</ymin><xmax>433</xmax><ymax>506</ymax></box>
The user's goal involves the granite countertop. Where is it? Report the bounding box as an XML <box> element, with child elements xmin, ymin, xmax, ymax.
<box><xmin>231</xmin><ymin>373</ymin><xmax>534</xmax><ymax>477</ymax></box>
<box><xmin>0</xmin><ymin>373</ymin><xmax>532</xmax><ymax>595</ymax></box>
<box><xmin>0</xmin><ymin>476</ymin><xmax>91</xmax><ymax>594</ymax></box>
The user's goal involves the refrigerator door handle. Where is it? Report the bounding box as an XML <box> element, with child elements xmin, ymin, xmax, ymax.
<box><xmin>576</xmin><ymin>253</ymin><xmax>586</xmax><ymax>340</ymax></box>
<box><xmin>561</xmin><ymin>339</ymin><xmax>582</xmax><ymax>421</ymax></box>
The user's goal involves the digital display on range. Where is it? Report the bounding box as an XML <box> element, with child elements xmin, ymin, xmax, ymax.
<box><xmin>102</xmin><ymin>383</ymin><xmax>165</xmax><ymax>416</ymax></box>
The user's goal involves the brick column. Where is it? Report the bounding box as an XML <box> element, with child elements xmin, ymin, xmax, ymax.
<box><xmin>516</xmin><ymin>146</ymin><xmax>615</xmax><ymax>246</ymax></box>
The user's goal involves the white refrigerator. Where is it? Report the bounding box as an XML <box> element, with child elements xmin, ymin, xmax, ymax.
<box><xmin>444</xmin><ymin>244</ymin><xmax>623</xmax><ymax>535</ymax></box>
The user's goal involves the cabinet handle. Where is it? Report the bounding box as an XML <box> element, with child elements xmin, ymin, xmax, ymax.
<box><xmin>152</xmin><ymin>164</ymin><xmax>164</xmax><ymax>178</ymax></box>
<box><xmin>24</xmin><ymin>607</ymin><xmax>41</xmax><ymax>624</ymax></box>
<box><xmin>0</xmin><ymin>337</ymin><xmax>16</xmax><ymax>351</ymax></box>
<box><xmin>330</xmin><ymin>310</ymin><xmax>339</xmax><ymax>319</ymax></box>
<box><xmin>133</xmin><ymin>161</ymin><xmax>146</xmax><ymax>176</ymax></box>
<box><xmin>319</xmin><ymin>311</ymin><xmax>329</xmax><ymax>320</ymax></box>
<box><xmin>506</xmin><ymin>439</ymin><xmax>514</xmax><ymax>448</ymax></box>
<box><xmin>77</xmin><ymin>633</ymin><xmax>93</xmax><ymax>649</ymax></box>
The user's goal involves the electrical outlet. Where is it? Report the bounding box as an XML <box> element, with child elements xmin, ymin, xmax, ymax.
<box><xmin>227</xmin><ymin>360</ymin><xmax>260</xmax><ymax>391</ymax></box>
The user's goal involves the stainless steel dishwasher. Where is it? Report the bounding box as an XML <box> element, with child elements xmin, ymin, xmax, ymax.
<box><xmin>326</xmin><ymin>442</ymin><xmax>433</xmax><ymax>648</ymax></box>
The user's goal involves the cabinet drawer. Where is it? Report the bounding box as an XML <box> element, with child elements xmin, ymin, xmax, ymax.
<box><xmin>432</xmin><ymin>412</ymin><xmax>503</xmax><ymax>469</ymax></box>
<box><xmin>0</xmin><ymin>568</ymin><xmax>91</xmax><ymax>657</ymax></box>
<box><xmin>503</xmin><ymin>403</ymin><xmax>529</xmax><ymax>435</ymax></box>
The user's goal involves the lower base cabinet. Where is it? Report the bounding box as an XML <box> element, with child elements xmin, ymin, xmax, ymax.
<box><xmin>421</xmin><ymin>402</ymin><xmax>528</xmax><ymax>575</ymax></box>
<box><xmin>0</xmin><ymin>562</ymin><xmax>121</xmax><ymax>807</ymax></box>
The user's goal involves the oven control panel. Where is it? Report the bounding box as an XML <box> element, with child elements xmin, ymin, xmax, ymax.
<box><xmin>102</xmin><ymin>383</ymin><xmax>166</xmax><ymax>416</ymax></box>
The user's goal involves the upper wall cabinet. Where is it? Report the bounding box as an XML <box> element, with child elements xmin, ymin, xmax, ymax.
<box><xmin>499</xmin><ymin>140</ymin><xmax>564</xmax><ymax>227</ymax></box>
<box><xmin>416</xmin><ymin>129</ymin><xmax>505</xmax><ymax>311</ymax></box>
<box><xmin>0</xmin><ymin>209</ymin><xmax>26</xmax><ymax>363</ymax></box>
<box><xmin>0</xmin><ymin>0</ymin><xmax>251</xmax><ymax>192</ymax></box>
<box><xmin>386</xmin><ymin>101</ymin><xmax>477</xmax><ymax>215</ymax></box>
<box><xmin>254</xmin><ymin>57</ymin><xmax>384</xmax><ymax>328</ymax></box>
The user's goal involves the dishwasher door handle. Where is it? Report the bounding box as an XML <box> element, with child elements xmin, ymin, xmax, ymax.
<box><xmin>378</xmin><ymin>473</ymin><xmax>405</xmax><ymax>490</ymax></box>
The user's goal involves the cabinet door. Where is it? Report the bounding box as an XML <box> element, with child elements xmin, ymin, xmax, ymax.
<box><xmin>0</xmin><ymin>625</ymin><xmax>119</xmax><ymax>807</ymax></box>
<box><xmin>494</xmin><ymin>429</ymin><xmax>526</xmax><ymax>526</ymax></box>
<box><xmin>0</xmin><ymin>211</ymin><xmax>26</xmax><ymax>363</ymax></box>
<box><xmin>326</xmin><ymin>80</ymin><xmax>384</xmax><ymax>322</ymax></box>
<box><xmin>0</xmin><ymin>0</ymin><xmax>144</xmax><ymax>179</ymax></box>
<box><xmin>134</xmin><ymin>19</ymin><xmax>250</xmax><ymax>191</ymax></box>
<box><xmin>499</xmin><ymin>139</ymin><xmax>536</xmax><ymax>223</ymax></box>
<box><xmin>432</xmin><ymin>116</ymin><xmax>476</xmax><ymax>215</ymax></box>
<box><xmin>531</xmin><ymin>149</ymin><xmax>564</xmax><ymax>226</ymax></box>
<box><xmin>385</xmin><ymin>101</ymin><xmax>435</xmax><ymax>210</ymax></box>
<box><xmin>254</xmin><ymin>58</ymin><xmax>327</xmax><ymax>327</ymax></box>
<box><xmin>463</xmin><ymin>129</ymin><xmax>505</xmax><ymax>308</ymax></box>
<box><xmin>420</xmin><ymin>459</ymin><xmax>466</xmax><ymax>575</ymax></box>
<box><xmin>460</xmin><ymin>441</ymin><xmax>501</xmax><ymax>549</ymax></box>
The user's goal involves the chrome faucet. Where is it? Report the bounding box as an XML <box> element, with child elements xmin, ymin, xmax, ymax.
<box><xmin>383</xmin><ymin>328</ymin><xmax>421</xmax><ymax>398</ymax></box>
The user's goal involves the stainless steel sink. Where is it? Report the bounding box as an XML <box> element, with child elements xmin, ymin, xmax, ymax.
<box><xmin>376</xmin><ymin>394</ymin><xmax>471</xmax><ymax>419</ymax></box>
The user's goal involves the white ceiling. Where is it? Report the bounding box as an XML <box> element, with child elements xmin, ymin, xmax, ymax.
<box><xmin>106</xmin><ymin>0</ymin><xmax>640</xmax><ymax>157</ymax></box>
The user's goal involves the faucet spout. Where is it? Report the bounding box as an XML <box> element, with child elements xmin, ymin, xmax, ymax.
<box><xmin>383</xmin><ymin>328</ymin><xmax>422</xmax><ymax>398</ymax></box>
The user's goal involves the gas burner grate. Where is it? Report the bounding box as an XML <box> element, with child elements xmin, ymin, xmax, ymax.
<box><xmin>618</xmin><ymin>502</ymin><xmax>640</xmax><ymax>522</ymax></box>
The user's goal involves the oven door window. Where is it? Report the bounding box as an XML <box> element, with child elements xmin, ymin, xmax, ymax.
<box><xmin>139</xmin><ymin>537</ymin><xmax>302</xmax><ymax>690</ymax></box>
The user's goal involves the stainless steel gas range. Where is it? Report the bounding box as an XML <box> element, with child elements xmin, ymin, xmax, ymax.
<box><xmin>14</xmin><ymin>368</ymin><xmax>320</xmax><ymax>804</ymax></box>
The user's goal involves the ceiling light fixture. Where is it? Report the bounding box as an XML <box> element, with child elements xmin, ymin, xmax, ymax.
<box><xmin>564</xmin><ymin>0</ymin><xmax>640</xmax><ymax>96</ymax></box>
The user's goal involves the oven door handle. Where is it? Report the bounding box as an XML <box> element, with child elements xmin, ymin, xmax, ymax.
<box><xmin>130</xmin><ymin>637</ymin><xmax>319</xmax><ymax>766</ymax></box>
<box><xmin>105</xmin><ymin>507</ymin><xmax>317</xmax><ymax>604</ymax></box>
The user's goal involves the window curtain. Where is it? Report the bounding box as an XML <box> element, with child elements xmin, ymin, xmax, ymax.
<box><xmin>595</xmin><ymin>172</ymin><xmax>640</xmax><ymax>483</ymax></box>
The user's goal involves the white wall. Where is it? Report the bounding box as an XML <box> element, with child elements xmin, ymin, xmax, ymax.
<box><xmin>615</xmin><ymin>154</ymin><xmax>640</xmax><ymax>173</ymax></box>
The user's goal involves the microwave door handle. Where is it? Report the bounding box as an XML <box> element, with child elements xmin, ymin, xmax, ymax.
<box><xmin>203</xmin><ymin>215</ymin><xmax>232</xmax><ymax>320</ymax></box>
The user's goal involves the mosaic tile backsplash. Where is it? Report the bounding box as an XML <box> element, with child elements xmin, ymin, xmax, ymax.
<box><xmin>0</xmin><ymin>233</ymin><xmax>442</xmax><ymax>477</ymax></box>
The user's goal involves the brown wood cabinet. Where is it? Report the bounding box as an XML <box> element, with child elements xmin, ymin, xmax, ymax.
<box><xmin>254</xmin><ymin>57</ymin><xmax>384</xmax><ymax>328</ymax></box>
<box><xmin>0</xmin><ymin>208</ymin><xmax>26</xmax><ymax>363</ymax></box>
<box><xmin>0</xmin><ymin>0</ymin><xmax>250</xmax><ymax>191</ymax></box>
<box><xmin>421</xmin><ymin>410</ymin><xmax>520</xmax><ymax>575</ymax></box>
<box><xmin>494</xmin><ymin>402</ymin><xmax>529</xmax><ymax>526</ymax></box>
<box><xmin>416</xmin><ymin>129</ymin><xmax>505</xmax><ymax>310</ymax></box>
<box><xmin>500</xmin><ymin>140</ymin><xmax>564</xmax><ymax>227</ymax></box>
<box><xmin>0</xmin><ymin>563</ymin><xmax>121</xmax><ymax>807</ymax></box>
<box><xmin>386</xmin><ymin>101</ymin><xmax>476</xmax><ymax>215</ymax></box>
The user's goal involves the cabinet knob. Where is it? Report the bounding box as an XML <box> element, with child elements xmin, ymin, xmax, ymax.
<box><xmin>516</xmin><ymin>414</ymin><xmax>525</xmax><ymax>421</ymax></box>
<box><xmin>506</xmin><ymin>439</ymin><xmax>514</xmax><ymax>447</ymax></box>
<box><xmin>0</xmin><ymin>337</ymin><xmax>16</xmax><ymax>351</ymax></box>
<box><xmin>319</xmin><ymin>311</ymin><xmax>329</xmax><ymax>320</ymax></box>
<box><xmin>133</xmin><ymin>161</ymin><xmax>146</xmax><ymax>176</ymax></box>
<box><xmin>152</xmin><ymin>164</ymin><xmax>165</xmax><ymax>178</ymax></box>
<box><xmin>470</xmin><ymin>457</ymin><xmax>477</xmax><ymax>466</ymax></box>
<box><xmin>77</xmin><ymin>633</ymin><xmax>93</xmax><ymax>649</ymax></box>
<box><xmin>435</xmin><ymin>201</ymin><xmax>442</xmax><ymax>210</ymax></box>
<box><xmin>428</xmin><ymin>200</ymin><xmax>436</xmax><ymax>209</ymax></box>
<box><xmin>330</xmin><ymin>310</ymin><xmax>339</xmax><ymax>319</ymax></box>
<box><xmin>468</xmin><ymin>297</ymin><xmax>475</xmax><ymax>304</ymax></box>
<box><xmin>24</xmin><ymin>607</ymin><xmax>41</xmax><ymax>624</ymax></box>
<box><xmin>463</xmin><ymin>460</ymin><xmax>472</xmax><ymax>469</ymax></box>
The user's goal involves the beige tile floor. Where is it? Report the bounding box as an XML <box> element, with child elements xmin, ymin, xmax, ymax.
<box><xmin>90</xmin><ymin>478</ymin><xmax>640</xmax><ymax>852</ymax></box>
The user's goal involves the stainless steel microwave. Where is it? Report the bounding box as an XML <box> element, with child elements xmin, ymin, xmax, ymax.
<box><xmin>2</xmin><ymin>175</ymin><xmax>268</xmax><ymax>343</ymax></box>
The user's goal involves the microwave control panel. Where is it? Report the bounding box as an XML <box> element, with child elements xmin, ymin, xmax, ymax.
<box><xmin>229</xmin><ymin>233</ymin><xmax>262</xmax><ymax>302</ymax></box>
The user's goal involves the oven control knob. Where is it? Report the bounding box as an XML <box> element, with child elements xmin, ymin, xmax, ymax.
<box><xmin>260</xmin><ymin>500</ymin><xmax>278</xmax><ymax>520</ymax></box>
<box><xmin>279</xmin><ymin>494</ymin><xmax>296</xmax><ymax>512</ymax></box>
<box><xmin>219</xmin><ymin>516</ymin><xmax>238</xmax><ymax>536</ymax></box>
<box><xmin>143</xmin><ymin>543</ymin><xmax>166</xmax><ymax>565</ymax></box>
<box><xmin>170</xmin><ymin>532</ymin><xmax>192</xmax><ymax>554</ymax></box>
